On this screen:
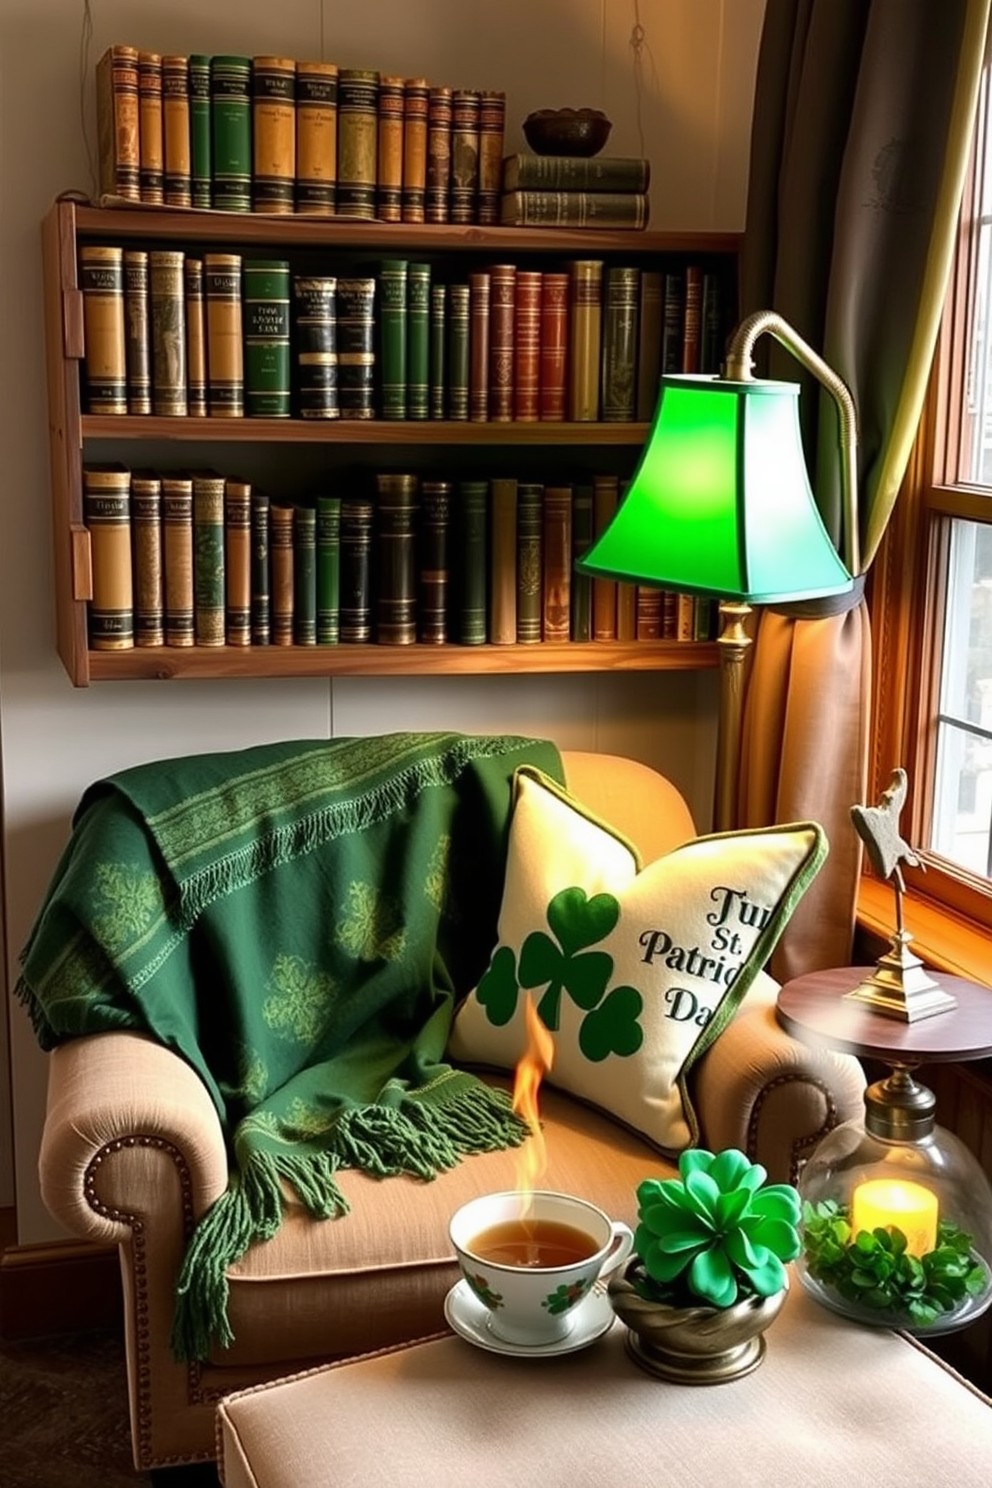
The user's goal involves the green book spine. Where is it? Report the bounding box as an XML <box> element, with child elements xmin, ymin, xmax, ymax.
<box><xmin>316</xmin><ymin>495</ymin><xmax>341</xmax><ymax>643</ymax></box>
<box><xmin>418</xmin><ymin>479</ymin><xmax>450</xmax><ymax>643</ymax></box>
<box><xmin>251</xmin><ymin>488</ymin><xmax>271</xmax><ymax>644</ymax></box>
<box><xmin>447</xmin><ymin>283</ymin><xmax>469</xmax><ymax>420</ymax></box>
<box><xmin>571</xmin><ymin>483</ymin><xmax>593</xmax><ymax>641</ymax></box>
<box><xmin>339</xmin><ymin>497</ymin><xmax>374</xmax><ymax>641</ymax></box>
<box><xmin>192</xmin><ymin>470</ymin><xmax>226</xmax><ymax>645</ymax></box>
<box><xmin>294</xmin><ymin>275</ymin><xmax>339</xmax><ymax>419</ymax></box>
<box><xmin>189</xmin><ymin>54</ymin><xmax>212</xmax><ymax>207</ymax></box>
<box><xmin>456</xmin><ymin>479</ymin><xmax>488</xmax><ymax>644</ymax></box>
<box><xmin>516</xmin><ymin>481</ymin><xmax>543</xmax><ymax>644</ymax></box>
<box><xmin>378</xmin><ymin>259</ymin><xmax>408</xmax><ymax>418</ymax></box>
<box><xmin>407</xmin><ymin>262</ymin><xmax>431</xmax><ymax>420</ymax></box>
<box><xmin>429</xmin><ymin>282</ymin><xmax>446</xmax><ymax>419</ymax></box>
<box><xmin>601</xmin><ymin>266</ymin><xmax>640</xmax><ymax>421</ymax></box>
<box><xmin>375</xmin><ymin>473</ymin><xmax>419</xmax><ymax>643</ymax></box>
<box><xmin>243</xmin><ymin>259</ymin><xmax>291</xmax><ymax>416</ymax></box>
<box><xmin>211</xmin><ymin>55</ymin><xmax>252</xmax><ymax>212</ymax></box>
<box><xmin>293</xmin><ymin>504</ymin><xmax>317</xmax><ymax>644</ymax></box>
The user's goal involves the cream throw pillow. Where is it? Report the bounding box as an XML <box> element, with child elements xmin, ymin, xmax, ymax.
<box><xmin>448</xmin><ymin>767</ymin><xmax>827</xmax><ymax>1155</ymax></box>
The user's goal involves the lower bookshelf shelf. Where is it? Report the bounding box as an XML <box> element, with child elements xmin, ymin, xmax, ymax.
<box><xmin>82</xmin><ymin>640</ymin><xmax>720</xmax><ymax>683</ymax></box>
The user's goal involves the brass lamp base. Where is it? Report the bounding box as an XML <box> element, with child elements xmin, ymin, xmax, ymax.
<box><xmin>844</xmin><ymin>931</ymin><xmax>957</xmax><ymax>1023</ymax></box>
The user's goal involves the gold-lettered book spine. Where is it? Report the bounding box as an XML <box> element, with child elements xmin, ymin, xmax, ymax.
<box><xmin>184</xmin><ymin>258</ymin><xmax>207</xmax><ymax>417</ymax></box>
<box><xmin>82</xmin><ymin>463</ymin><xmax>133</xmax><ymax>649</ymax></box>
<box><xmin>130</xmin><ymin>468</ymin><xmax>164</xmax><ymax>647</ymax></box>
<box><xmin>337</xmin><ymin>68</ymin><xmax>379</xmax><ymax>221</ymax></box>
<box><xmin>253</xmin><ymin>56</ymin><xmax>296</xmax><ymax>213</ymax></box>
<box><xmin>270</xmin><ymin>502</ymin><xmax>295</xmax><ymax>645</ymax></box>
<box><xmin>96</xmin><ymin>44</ymin><xmax>140</xmax><ymax>201</ymax></box>
<box><xmin>567</xmin><ymin>259</ymin><xmax>603</xmax><ymax>421</ymax></box>
<box><xmin>162</xmin><ymin>55</ymin><xmax>192</xmax><ymax>207</ymax></box>
<box><xmin>295</xmin><ymin>60</ymin><xmax>338</xmax><ymax>215</ymax></box>
<box><xmin>376</xmin><ymin>76</ymin><xmax>405</xmax><ymax>223</ymax></box>
<box><xmin>161</xmin><ymin>474</ymin><xmax>194</xmax><ymax>647</ymax></box>
<box><xmin>191</xmin><ymin>469</ymin><xmax>226</xmax><ymax>646</ymax></box>
<box><xmin>80</xmin><ymin>245</ymin><xmax>127</xmax><ymax>414</ymax></box>
<box><xmin>204</xmin><ymin>253</ymin><xmax>244</xmax><ymax>417</ymax></box>
<box><xmin>225</xmin><ymin>477</ymin><xmax>252</xmax><ymax>646</ymax></box>
<box><xmin>123</xmin><ymin>249</ymin><xmax>151</xmax><ymax>415</ymax></box>
<box><xmin>401</xmin><ymin>77</ymin><xmax>429</xmax><ymax>223</ymax></box>
<box><xmin>138</xmin><ymin>51</ymin><xmax>164</xmax><ymax>204</ymax></box>
<box><xmin>476</xmin><ymin>90</ymin><xmax>505</xmax><ymax>226</ymax></box>
<box><xmin>149</xmin><ymin>250</ymin><xmax>187</xmax><ymax>416</ymax></box>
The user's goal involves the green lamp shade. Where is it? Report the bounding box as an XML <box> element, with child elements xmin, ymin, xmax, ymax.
<box><xmin>578</xmin><ymin>375</ymin><xmax>854</xmax><ymax>603</ymax></box>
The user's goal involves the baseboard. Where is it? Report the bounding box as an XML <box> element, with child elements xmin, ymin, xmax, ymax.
<box><xmin>0</xmin><ymin>1238</ymin><xmax>121</xmax><ymax>1339</ymax></box>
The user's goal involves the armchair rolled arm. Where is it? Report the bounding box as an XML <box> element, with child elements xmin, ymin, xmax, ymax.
<box><xmin>693</xmin><ymin>973</ymin><xmax>866</xmax><ymax>1185</ymax></box>
<box><xmin>39</xmin><ymin>1031</ymin><xmax>229</xmax><ymax>1245</ymax></box>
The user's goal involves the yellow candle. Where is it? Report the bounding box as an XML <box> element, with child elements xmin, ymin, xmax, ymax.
<box><xmin>851</xmin><ymin>1178</ymin><xmax>939</xmax><ymax>1257</ymax></box>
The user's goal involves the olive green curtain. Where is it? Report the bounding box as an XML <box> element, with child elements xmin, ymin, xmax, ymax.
<box><xmin>737</xmin><ymin>0</ymin><xmax>989</xmax><ymax>980</ymax></box>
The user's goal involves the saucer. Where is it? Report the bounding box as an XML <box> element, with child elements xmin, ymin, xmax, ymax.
<box><xmin>444</xmin><ymin>1279</ymin><xmax>615</xmax><ymax>1358</ymax></box>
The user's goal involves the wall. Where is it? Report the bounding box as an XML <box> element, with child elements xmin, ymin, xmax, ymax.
<box><xmin>0</xmin><ymin>0</ymin><xmax>765</xmax><ymax>1242</ymax></box>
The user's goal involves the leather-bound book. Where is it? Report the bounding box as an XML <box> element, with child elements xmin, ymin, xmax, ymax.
<box><xmin>316</xmin><ymin>495</ymin><xmax>341</xmax><ymax>644</ymax></box>
<box><xmin>293</xmin><ymin>504</ymin><xmax>317</xmax><ymax>645</ymax></box>
<box><xmin>503</xmin><ymin>154</ymin><xmax>651</xmax><ymax>192</ymax></box>
<box><xmin>402</xmin><ymin>78</ymin><xmax>429</xmax><ymax>222</ymax></box>
<box><xmin>489</xmin><ymin>477</ymin><xmax>517</xmax><ymax>644</ymax></box>
<box><xmin>661</xmin><ymin>270</ymin><xmax>685</xmax><ymax>373</ymax></box>
<box><xmin>243</xmin><ymin>259</ymin><xmax>291</xmax><ymax>417</ymax></box>
<box><xmin>571</xmin><ymin>483</ymin><xmax>593</xmax><ymax>641</ymax></box>
<box><xmin>162</xmin><ymin>55</ymin><xmax>192</xmax><ymax>207</ymax></box>
<box><xmin>211</xmin><ymin>56</ymin><xmax>252</xmax><ymax>213</ymax></box>
<box><xmin>477</xmin><ymin>91</ymin><xmax>505</xmax><ymax>225</ymax></box>
<box><xmin>450</xmin><ymin>89</ymin><xmax>480</xmax><ymax>224</ymax></box>
<box><xmin>296</xmin><ymin>61</ymin><xmax>338</xmax><ymax>215</ymax></box>
<box><xmin>294</xmin><ymin>275</ymin><xmax>338</xmax><ymax>419</ymax></box>
<box><xmin>513</xmin><ymin>270</ymin><xmax>542</xmax><ymax>422</ymax></box>
<box><xmin>336</xmin><ymin>277</ymin><xmax>376</xmax><ymax>419</ymax></box>
<box><xmin>542</xmin><ymin>485</ymin><xmax>573</xmax><ymax>643</ymax></box>
<box><xmin>591</xmin><ymin>474</ymin><xmax>619</xmax><ymax>640</ymax></box>
<box><xmin>617</xmin><ymin>581</ymin><xmax>638</xmax><ymax>641</ymax></box>
<box><xmin>408</xmin><ymin>262</ymin><xmax>431</xmax><ymax>420</ymax></box>
<box><xmin>567</xmin><ymin>260</ymin><xmax>603</xmax><ymax>421</ymax></box>
<box><xmin>138</xmin><ymin>52</ymin><xmax>164</xmax><ymax>204</ymax></box>
<box><xmin>339</xmin><ymin>496</ymin><xmax>374</xmax><ymax>642</ymax></box>
<box><xmin>375</xmin><ymin>473</ymin><xmax>419</xmax><ymax>644</ymax></box>
<box><xmin>337</xmin><ymin>69</ymin><xmax>379</xmax><ymax>220</ymax></box>
<box><xmin>189</xmin><ymin>55</ymin><xmax>212</xmax><ymax>208</ymax></box>
<box><xmin>130</xmin><ymin>469</ymin><xmax>164</xmax><ymax>647</ymax></box>
<box><xmin>429</xmin><ymin>282</ymin><xmax>447</xmax><ymax>420</ymax></box>
<box><xmin>500</xmin><ymin>192</ymin><xmax>649</xmax><ymax>229</ymax></box>
<box><xmin>204</xmin><ymin>253</ymin><xmax>244</xmax><ymax>417</ymax></box>
<box><xmin>183</xmin><ymin>257</ymin><xmax>207</xmax><ymax>417</ymax></box>
<box><xmin>379</xmin><ymin>259</ymin><xmax>409</xmax><ymax>419</ymax></box>
<box><xmin>250</xmin><ymin>488</ymin><xmax>271</xmax><ymax>644</ymax></box>
<box><xmin>96</xmin><ymin>45</ymin><xmax>140</xmax><ymax>201</ymax></box>
<box><xmin>269</xmin><ymin>503</ymin><xmax>295</xmax><ymax>646</ymax></box>
<box><xmin>446</xmin><ymin>283</ymin><xmax>470</xmax><ymax>420</ymax></box>
<box><xmin>488</xmin><ymin>264</ymin><xmax>516</xmax><ymax>422</ymax></box>
<box><xmin>149</xmin><ymin>249</ymin><xmax>187</xmax><ymax>416</ymax></box>
<box><xmin>636</xmin><ymin>585</ymin><xmax>664</xmax><ymax>640</ymax></box>
<box><xmin>224</xmin><ymin>477</ymin><xmax>252</xmax><ymax>647</ymax></box>
<box><xmin>376</xmin><ymin>76</ymin><xmax>405</xmax><ymax>223</ymax></box>
<box><xmin>162</xmin><ymin>474</ymin><xmax>194</xmax><ymax>646</ymax></box>
<box><xmin>418</xmin><ymin>479</ymin><xmax>451</xmax><ymax>643</ymax></box>
<box><xmin>681</xmin><ymin>263</ymin><xmax>703</xmax><ymax>373</ymax></box>
<box><xmin>538</xmin><ymin>272</ymin><xmax>569</xmax><ymax>421</ymax></box>
<box><xmin>191</xmin><ymin>469</ymin><xmax>226</xmax><ymax>646</ymax></box>
<box><xmin>601</xmin><ymin>265</ymin><xmax>640</xmax><ymax>422</ymax></box>
<box><xmin>468</xmin><ymin>271</ymin><xmax>491</xmax><ymax>422</ymax></box>
<box><xmin>252</xmin><ymin>56</ymin><xmax>296</xmax><ymax>213</ymax></box>
<box><xmin>123</xmin><ymin>249</ymin><xmax>151</xmax><ymax>415</ymax></box>
<box><xmin>455</xmin><ymin>480</ymin><xmax>488</xmax><ymax>644</ymax></box>
<box><xmin>635</xmin><ymin>269</ymin><xmax>663</xmax><ymax>421</ymax></box>
<box><xmin>701</xmin><ymin>270</ymin><xmax>726</xmax><ymax>373</ymax></box>
<box><xmin>83</xmin><ymin>463</ymin><xmax>133</xmax><ymax>649</ymax></box>
<box><xmin>426</xmin><ymin>86</ymin><xmax>453</xmax><ymax>223</ymax></box>
<box><xmin>516</xmin><ymin>481</ymin><xmax>543</xmax><ymax>644</ymax></box>
<box><xmin>80</xmin><ymin>245</ymin><xmax>127</xmax><ymax>414</ymax></box>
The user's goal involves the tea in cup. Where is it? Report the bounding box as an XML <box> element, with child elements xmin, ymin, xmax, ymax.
<box><xmin>449</xmin><ymin>1189</ymin><xmax>634</xmax><ymax>1346</ymax></box>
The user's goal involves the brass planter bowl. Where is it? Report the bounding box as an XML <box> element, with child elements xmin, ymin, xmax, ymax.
<box><xmin>522</xmin><ymin>108</ymin><xmax>612</xmax><ymax>157</ymax></box>
<box><xmin>608</xmin><ymin>1259</ymin><xmax>788</xmax><ymax>1383</ymax></box>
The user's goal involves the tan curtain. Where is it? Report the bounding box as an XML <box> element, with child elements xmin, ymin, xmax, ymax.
<box><xmin>737</xmin><ymin>0</ymin><xmax>989</xmax><ymax>981</ymax></box>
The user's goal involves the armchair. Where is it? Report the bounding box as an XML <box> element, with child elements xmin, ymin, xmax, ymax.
<box><xmin>37</xmin><ymin>750</ymin><xmax>865</xmax><ymax>1470</ymax></box>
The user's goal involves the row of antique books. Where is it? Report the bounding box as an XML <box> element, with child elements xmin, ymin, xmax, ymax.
<box><xmin>79</xmin><ymin>247</ymin><xmax>729</xmax><ymax>423</ymax></box>
<box><xmin>81</xmin><ymin>464</ymin><xmax>716</xmax><ymax>651</ymax></box>
<box><xmin>97</xmin><ymin>44</ymin><xmax>506</xmax><ymax>225</ymax></box>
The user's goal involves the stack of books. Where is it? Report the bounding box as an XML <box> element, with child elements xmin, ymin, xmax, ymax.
<box><xmin>499</xmin><ymin>152</ymin><xmax>650</xmax><ymax>230</ymax></box>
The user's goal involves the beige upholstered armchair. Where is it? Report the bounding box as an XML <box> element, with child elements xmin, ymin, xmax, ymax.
<box><xmin>37</xmin><ymin>751</ymin><xmax>865</xmax><ymax>1471</ymax></box>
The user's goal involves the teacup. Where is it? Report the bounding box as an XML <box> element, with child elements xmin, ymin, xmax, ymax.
<box><xmin>449</xmin><ymin>1189</ymin><xmax>634</xmax><ymax>1346</ymax></box>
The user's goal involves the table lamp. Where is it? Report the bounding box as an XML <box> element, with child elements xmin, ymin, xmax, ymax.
<box><xmin>578</xmin><ymin>310</ymin><xmax>856</xmax><ymax>831</ymax></box>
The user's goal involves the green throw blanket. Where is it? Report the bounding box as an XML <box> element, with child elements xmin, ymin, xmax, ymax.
<box><xmin>16</xmin><ymin>731</ymin><xmax>564</xmax><ymax>1360</ymax></box>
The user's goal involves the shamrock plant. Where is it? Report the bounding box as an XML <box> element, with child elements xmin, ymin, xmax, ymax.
<box><xmin>633</xmin><ymin>1148</ymin><xmax>802</xmax><ymax>1309</ymax></box>
<box><xmin>477</xmin><ymin>886</ymin><xmax>644</xmax><ymax>1061</ymax></box>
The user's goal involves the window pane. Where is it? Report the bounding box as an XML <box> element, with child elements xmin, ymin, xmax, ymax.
<box><xmin>931</xmin><ymin>518</ymin><xmax>992</xmax><ymax>874</ymax></box>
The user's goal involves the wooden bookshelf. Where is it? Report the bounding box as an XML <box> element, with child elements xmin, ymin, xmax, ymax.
<box><xmin>42</xmin><ymin>197</ymin><xmax>736</xmax><ymax>686</ymax></box>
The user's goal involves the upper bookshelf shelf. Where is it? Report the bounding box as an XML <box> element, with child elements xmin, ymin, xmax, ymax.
<box><xmin>81</xmin><ymin>415</ymin><xmax>651</xmax><ymax>446</ymax></box>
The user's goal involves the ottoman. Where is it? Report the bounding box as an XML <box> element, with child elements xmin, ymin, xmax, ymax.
<box><xmin>217</xmin><ymin>1282</ymin><xmax>992</xmax><ymax>1488</ymax></box>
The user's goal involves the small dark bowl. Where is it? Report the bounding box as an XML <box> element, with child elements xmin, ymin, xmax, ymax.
<box><xmin>522</xmin><ymin>108</ymin><xmax>613</xmax><ymax>158</ymax></box>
